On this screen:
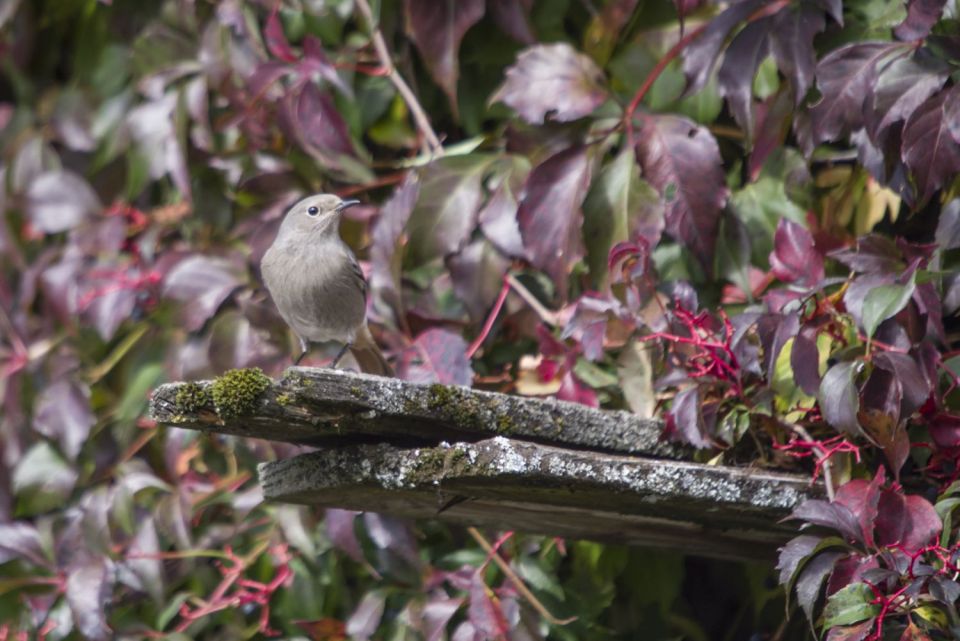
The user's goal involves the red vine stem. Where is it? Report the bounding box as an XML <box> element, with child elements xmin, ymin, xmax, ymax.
<box><xmin>467</xmin><ymin>277</ymin><xmax>512</xmax><ymax>358</ymax></box>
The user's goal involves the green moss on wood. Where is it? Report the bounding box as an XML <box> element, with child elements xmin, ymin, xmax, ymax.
<box><xmin>210</xmin><ymin>368</ymin><xmax>272</xmax><ymax>419</ymax></box>
<box><xmin>175</xmin><ymin>382</ymin><xmax>211</xmax><ymax>415</ymax></box>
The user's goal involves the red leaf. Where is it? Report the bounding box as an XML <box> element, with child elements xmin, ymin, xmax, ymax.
<box><xmin>405</xmin><ymin>0</ymin><xmax>485</xmax><ymax>114</ymax></box>
<box><xmin>825</xmin><ymin>620</ymin><xmax>874</xmax><ymax>641</ymax></box>
<box><xmin>875</xmin><ymin>489</ymin><xmax>941</xmax><ymax>552</ymax></box>
<box><xmin>468</xmin><ymin>573</ymin><xmax>510</xmax><ymax>638</ymax></box>
<box><xmin>264</xmin><ymin>10</ymin><xmax>297</xmax><ymax>63</ymax></box>
<box><xmin>834</xmin><ymin>469</ymin><xmax>884</xmax><ymax>549</ymax></box>
<box><xmin>635</xmin><ymin>115</ymin><xmax>728</xmax><ymax>268</ymax></box>
<box><xmin>770</xmin><ymin>219</ymin><xmax>824</xmax><ymax>286</ymax></box>
<box><xmin>557</xmin><ymin>370</ymin><xmax>598</xmax><ymax>408</ymax></box>
<box><xmin>930</xmin><ymin>413</ymin><xmax>960</xmax><ymax>449</ymax></box>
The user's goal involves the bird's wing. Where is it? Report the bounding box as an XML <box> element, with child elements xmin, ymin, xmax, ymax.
<box><xmin>349</xmin><ymin>254</ymin><xmax>367</xmax><ymax>299</ymax></box>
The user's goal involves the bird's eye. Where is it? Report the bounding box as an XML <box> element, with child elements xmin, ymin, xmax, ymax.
<box><xmin>307</xmin><ymin>206</ymin><xmax>319</xmax><ymax>216</ymax></box>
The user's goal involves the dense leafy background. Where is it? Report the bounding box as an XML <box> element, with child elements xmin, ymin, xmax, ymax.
<box><xmin>2</xmin><ymin>0</ymin><xmax>960</xmax><ymax>639</ymax></box>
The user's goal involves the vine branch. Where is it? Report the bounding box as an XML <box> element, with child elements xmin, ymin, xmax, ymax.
<box><xmin>354</xmin><ymin>0</ymin><xmax>443</xmax><ymax>155</ymax></box>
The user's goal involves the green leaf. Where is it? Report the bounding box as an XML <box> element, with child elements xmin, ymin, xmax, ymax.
<box><xmin>406</xmin><ymin>155</ymin><xmax>495</xmax><ymax>266</ymax></box>
<box><xmin>822</xmin><ymin>583</ymin><xmax>880</xmax><ymax>628</ymax></box>
<box><xmin>574</xmin><ymin>358</ymin><xmax>619</xmax><ymax>388</ymax></box>
<box><xmin>861</xmin><ymin>276</ymin><xmax>916</xmax><ymax>337</ymax></box>
<box><xmin>730</xmin><ymin>176</ymin><xmax>807</xmax><ymax>267</ymax></box>
<box><xmin>582</xmin><ymin>147</ymin><xmax>662</xmax><ymax>287</ymax></box>
<box><xmin>617</xmin><ymin>339</ymin><xmax>656</xmax><ymax>418</ymax></box>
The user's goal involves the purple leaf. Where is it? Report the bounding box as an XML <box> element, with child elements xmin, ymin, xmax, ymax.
<box><xmin>84</xmin><ymin>282</ymin><xmax>138</xmax><ymax>341</ymax></box>
<box><xmin>491</xmin><ymin>43</ymin><xmax>607</xmax><ymax>124</ymax></box>
<box><xmin>769</xmin><ymin>3</ymin><xmax>826</xmax><ymax>105</ymax></box>
<box><xmin>666</xmin><ymin>385</ymin><xmax>713</xmax><ymax>448</ymax></box>
<box><xmin>947</xmin><ymin>87</ymin><xmax>960</xmax><ymax>145</ymax></box>
<box><xmin>397</xmin><ymin>328</ymin><xmax>473</xmax><ymax>386</ymax></box>
<box><xmin>818</xmin><ymin>360</ymin><xmax>864</xmax><ymax>438</ymax></box>
<box><xmin>517</xmin><ymin>145</ymin><xmax>592</xmax><ymax>286</ymax></box>
<box><xmin>769</xmin><ymin>218</ymin><xmax>824</xmax><ymax>286</ymax></box>
<box><xmin>405</xmin><ymin>0</ymin><xmax>485</xmax><ymax>114</ymax></box>
<box><xmin>749</xmin><ymin>89</ymin><xmax>794</xmax><ymax>177</ymax></box>
<box><xmin>930</xmin><ymin>413</ymin><xmax>960</xmax><ymax>449</ymax></box>
<box><xmin>875</xmin><ymin>489</ymin><xmax>941</xmax><ymax>552</ymax></box>
<box><xmin>791</xmin><ymin>322</ymin><xmax>822</xmax><ymax>396</ymax></box>
<box><xmin>123</xmin><ymin>517</ymin><xmax>163</xmax><ymax>603</ymax></box>
<box><xmin>681</xmin><ymin>0</ymin><xmax>766</xmax><ymax>96</ymax></box>
<box><xmin>208</xmin><ymin>309</ymin><xmax>285</xmax><ymax>372</ymax></box>
<box><xmin>302</xmin><ymin>36</ymin><xmax>353</xmax><ymax>97</ymax></box>
<box><xmin>902</xmin><ymin>87</ymin><xmax>960</xmax><ymax>205</ymax></box>
<box><xmin>757</xmin><ymin>312</ymin><xmax>800</xmax><ymax>383</ymax></box>
<box><xmin>717</xmin><ymin>18</ymin><xmax>770</xmax><ymax>139</ymax></box>
<box><xmin>66</xmin><ymin>557</ymin><xmax>114</xmax><ymax>641</ymax></box>
<box><xmin>26</xmin><ymin>171</ymin><xmax>102</xmax><ymax>233</ymax></box>
<box><xmin>478</xmin><ymin>162</ymin><xmax>527</xmax><ymax>258</ymax></box>
<box><xmin>346</xmin><ymin>591</ymin><xmax>386</xmax><ymax>641</ymax></box>
<box><xmin>894</xmin><ymin>0</ymin><xmax>947</xmax><ymax>41</ymax></box>
<box><xmin>582</xmin><ymin>147</ymin><xmax>664</xmax><ymax>286</ymax></box>
<box><xmin>289</xmin><ymin>81</ymin><xmax>356</xmax><ymax>159</ymax></box>
<box><xmin>33</xmin><ymin>379</ymin><xmax>95</xmax><ymax>461</ymax></box>
<box><xmin>468</xmin><ymin>573</ymin><xmax>510</xmax><ymax>639</ymax></box>
<box><xmin>789</xmin><ymin>499</ymin><xmax>863</xmax><ymax>545</ymax></box>
<box><xmin>362</xmin><ymin>513</ymin><xmax>420</xmax><ymax>566</ymax></box>
<box><xmin>777</xmin><ymin>534</ymin><xmax>822</xmax><ymax>586</ymax></box>
<box><xmin>635</xmin><ymin>114</ymin><xmax>728</xmax><ymax>268</ymax></box>
<box><xmin>447</xmin><ymin>239</ymin><xmax>510</xmax><ymax>323</ymax></box>
<box><xmin>264</xmin><ymin>10</ymin><xmax>297</xmax><ymax>62</ymax></box>
<box><xmin>796</xmin><ymin>550</ymin><xmax>846</xmax><ymax>622</ymax></box>
<box><xmin>424</xmin><ymin>598</ymin><xmax>464</xmax><ymax>641</ymax></box>
<box><xmin>831</xmin><ymin>235</ymin><xmax>903</xmax><ymax>273</ymax></box>
<box><xmin>325</xmin><ymin>509</ymin><xmax>364</xmax><ymax>563</ymax></box>
<box><xmin>0</xmin><ymin>522</ymin><xmax>51</xmax><ymax>568</ymax></box>
<box><xmin>370</xmin><ymin>174</ymin><xmax>420</xmax><ymax>324</ymax></box>
<box><xmin>126</xmin><ymin>95</ymin><xmax>191</xmax><ymax>199</ymax></box>
<box><xmin>935</xmin><ymin>198</ymin><xmax>960</xmax><ymax>250</ymax></box>
<box><xmin>488</xmin><ymin>0</ymin><xmax>535</xmax><ymax>44</ymax></box>
<box><xmin>162</xmin><ymin>255</ymin><xmax>244</xmax><ymax>332</ymax></box>
<box><xmin>809</xmin><ymin>42</ymin><xmax>905</xmax><ymax>144</ymax></box>
<box><xmin>407</xmin><ymin>156</ymin><xmax>492</xmax><ymax>265</ymax></box>
<box><xmin>864</xmin><ymin>53</ymin><xmax>948</xmax><ymax>149</ymax></box>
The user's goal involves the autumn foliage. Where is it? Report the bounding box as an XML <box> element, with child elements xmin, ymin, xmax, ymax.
<box><xmin>2</xmin><ymin>0</ymin><xmax>960</xmax><ymax>639</ymax></box>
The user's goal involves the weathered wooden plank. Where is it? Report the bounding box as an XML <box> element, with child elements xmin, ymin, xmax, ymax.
<box><xmin>150</xmin><ymin>367</ymin><xmax>684</xmax><ymax>457</ymax></box>
<box><xmin>259</xmin><ymin>437</ymin><xmax>820</xmax><ymax>561</ymax></box>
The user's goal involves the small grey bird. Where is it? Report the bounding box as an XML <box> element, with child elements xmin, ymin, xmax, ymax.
<box><xmin>261</xmin><ymin>193</ymin><xmax>393</xmax><ymax>376</ymax></box>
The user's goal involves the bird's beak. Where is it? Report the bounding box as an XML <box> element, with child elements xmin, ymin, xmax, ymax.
<box><xmin>336</xmin><ymin>199</ymin><xmax>361</xmax><ymax>213</ymax></box>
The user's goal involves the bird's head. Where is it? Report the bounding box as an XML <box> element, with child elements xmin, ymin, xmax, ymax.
<box><xmin>276</xmin><ymin>193</ymin><xmax>360</xmax><ymax>239</ymax></box>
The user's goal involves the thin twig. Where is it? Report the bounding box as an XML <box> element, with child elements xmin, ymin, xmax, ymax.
<box><xmin>505</xmin><ymin>273</ymin><xmax>559</xmax><ymax>327</ymax></box>
<box><xmin>354</xmin><ymin>0</ymin><xmax>443</xmax><ymax>155</ymax></box>
<box><xmin>467</xmin><ymin>527</ymin><xmax>577</xmax><ymax>626</ymax></box>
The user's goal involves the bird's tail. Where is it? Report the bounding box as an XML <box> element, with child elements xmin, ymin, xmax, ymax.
<box><xmin>350</xmin><ymin>324</ymin><xmax>394</xmax><ymax>377</ymax></box>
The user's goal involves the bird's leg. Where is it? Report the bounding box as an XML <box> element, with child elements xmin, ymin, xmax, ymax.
<box><xmin>331</xmin><ymin>342</ymin><xmax>352</xmax><ymax>368</ymax></box>
<box><xmin>294</xmin><ymin>336</ymin><xmax>310</xmax><ymax>365</ymax></box>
